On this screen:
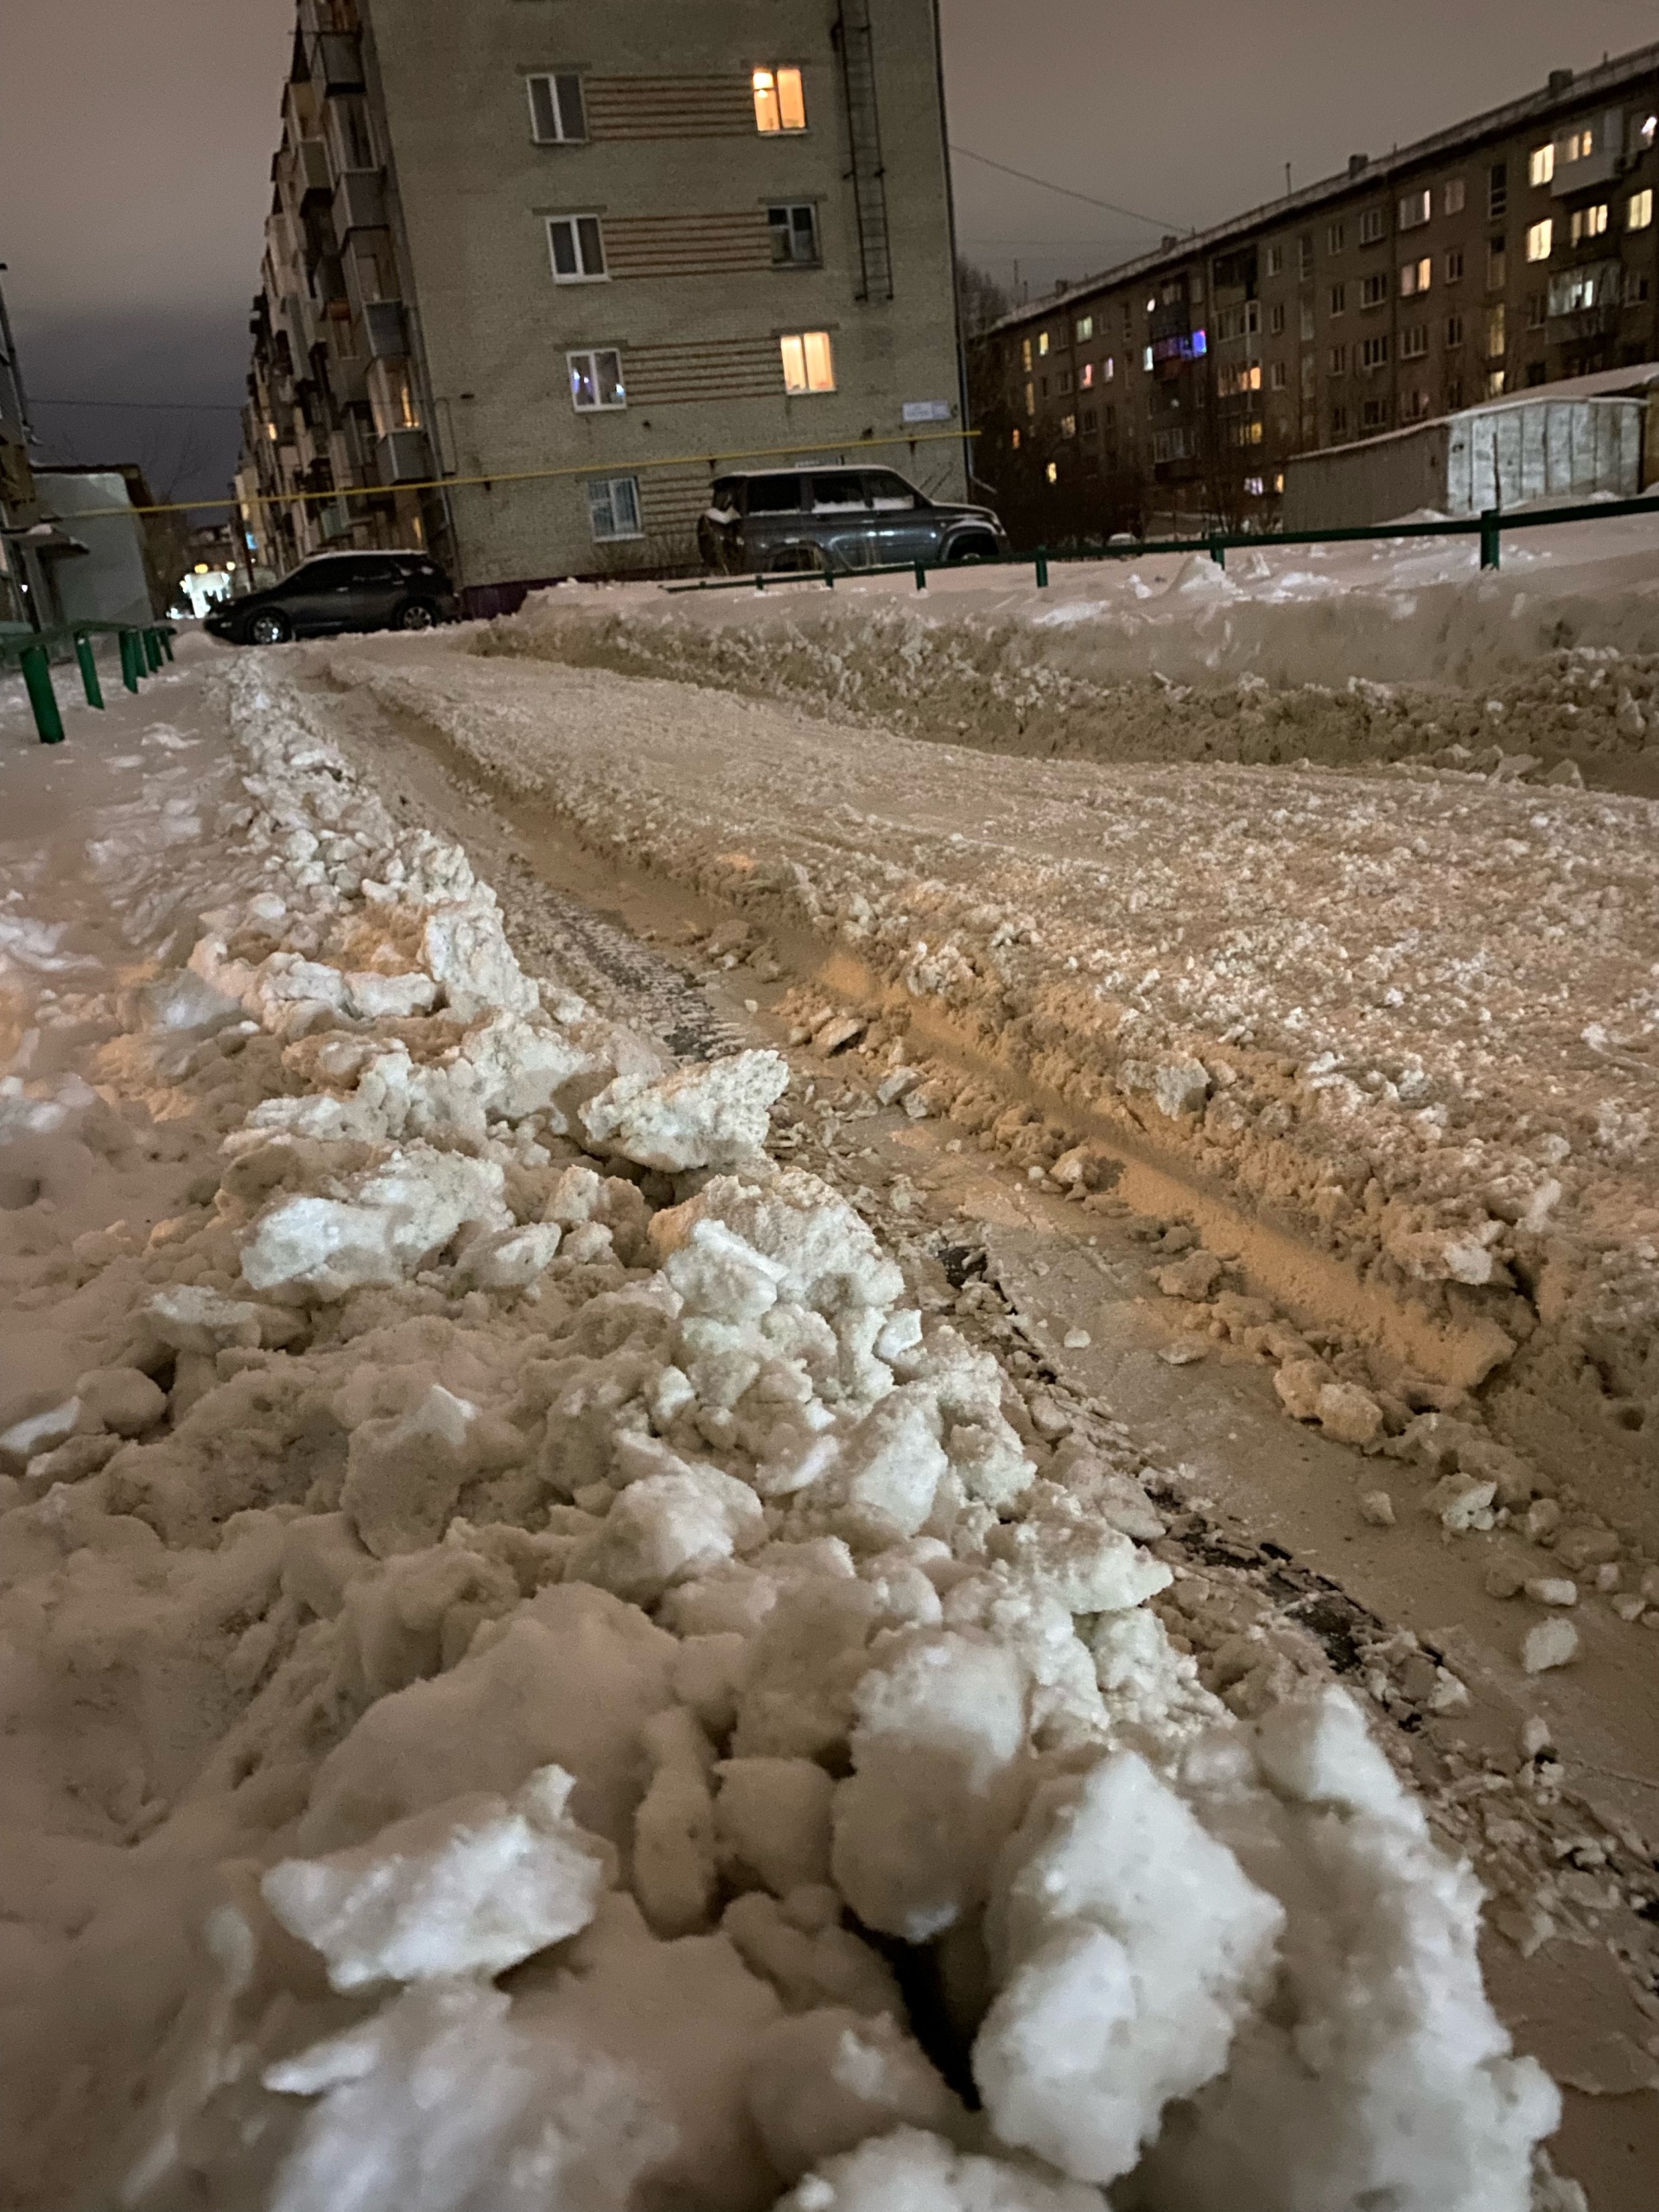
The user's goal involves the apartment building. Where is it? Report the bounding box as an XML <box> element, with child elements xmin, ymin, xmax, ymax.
<box><xmin>975</xmin><ymin>44</ymin><xmax>1659</xmax><ymax>528</ymax></box>
<box><xmin>238</xmin><ymin>0</ymin><xmax>966</xmax><ymax>601</ymax></box>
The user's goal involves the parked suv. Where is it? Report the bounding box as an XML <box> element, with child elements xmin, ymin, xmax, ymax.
<box><xmin>697</xmin><ymin>467</ymin><xmax>1008</xmax><ymax>575</ymax></box>
<box><xmin>206</xmin><ymin>550</ymin><xmax>457</xmax><ymax>645</ymax></box>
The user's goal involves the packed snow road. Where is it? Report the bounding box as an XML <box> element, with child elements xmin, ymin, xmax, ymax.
<box><xmin>0</xmin><ymin>639</ymin><xmax>1651</xmax><ymax>2211</ymax></box>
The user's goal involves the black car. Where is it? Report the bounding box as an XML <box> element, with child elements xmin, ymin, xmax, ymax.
<box><xmin>697</xmin><ymin>467</ymin><xmax>1009</xmax><ymax>576</ymax></box>
<box><xmin>206</xmin><ymin>550</ymin><xmax>457</xmax><ymax>645</ymax></box>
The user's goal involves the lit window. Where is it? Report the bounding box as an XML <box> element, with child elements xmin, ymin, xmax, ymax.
<box><xmin>1075</xmin><ymin>315</ymin><xmax>1094</xmax><ymax>341</ymax></box>
<box><xmin>1630</xmin><ymin>189</ymin><xmax>1655</xmax><ymax>231</ymax></box>
<box><xmin>1443</xmin><ymin>178</ymin><xmax>1465</xmax><ymax>215</ymax></box>
<box><xmin>1486</xmin><ymin>368</ymin><xmax>1507</xmax><ymax>397</ymax></box>
<box><xmin>1045</xmin><ymin>461</ymin><xmax>1058</xmax><ymax>483</ymax></box>
<box><xmin>1529</xmin><ymin>143</ymin><xmax>1554</xmax><ymax>186</ymax></box>
<box><xmin>753</xmin><ymin>67</ymin><xmax>806</xmax><ymax>134</ymax></box>
<box><xmin>1104</xmin><ymin>354</ymin><xmax>1116</xmax><ymax>379</ymax></box>
<box><xmin>1141</xmin><ymin>344</ymin><xmax>1154</xmax><ymax>370</ymax></box>
<box><xmin>1038</xmin><ymin>331</ymin><xmax>1050</xmax><ymax>356</ymax></box>
<box><xmin>1079</xmin><ymin>361</ymin><xmax>1094</xmax><ymax>388</ymax></box>
<box><xmin>586</xmin><ymin>474</ymin><xmax>641</xmax><ymax>542</ymax></box>
<box><xmin>568</xmin><ymin>347</ymin><xmax>625</xmax><ymax>411</ymax></box>
<box><xmin>1060</xmin><ymin>413</ymin><xmax>1077</xmax><ymax>438</ymax></box>
<box><xmin>1524</xmin><ymin>219</ymin><xmax>1552</xmax><ymax>262</ymax></box>
<box><xmin>548</xmin><ymin>214</ymin><xmax>607</xmax><ymax>282</ymax></box>
<box><xmin>1563</xmin><ymin>126</ymin><xmax>1594</xmax><ymax>162</ymax></box>
<box><xmin>779</xmin><ymin>330</ymin><xmax>835</xmax><ymax>393</ymax></box>
<box><xmin>1024</xmin><ymin>381</ymin><xmax>1035</xmax><ymax>416</ymax></box>
<box><xmin>768</xmin><ymin>203</ymin><xmax>821</xmax><ymax>264</ymax></box>
<box><xmin>1397</xmin><ymin>188</ymin><xmax>1431</xmax><ymax>229</ymax></box>
<box><xmin>1021</xmin><ymin>338</ymin><xmax>1033</xmax><ymax>372</ymax></box>
<box><xmin>527</xmin><ymin>73</ymin><xmax>586</xmax><ymax>144</ymax></box>
<box><xmin>1643</xmin><ymin>116</ymin><xmax>1658</xmax><ymax>148</ymax></box>
<box><xmin>1146</xmin><ymin>295</ymin><xmax>1155</xmax><ymax>312</ymax></box>
<box><xmin>1243</xmin><ymin>474</ymin><xmax>1265</xmax><ymax>496</ymax></box>
<box><xmin>1400</xmin><ymin>257</ymin><xmax>1432</xmax><ymax>296</ymax></box>
<box><xmin>1486</xmin><ymin>303</ymin><xmax>1506</xmax><ymax>358</ymax></box>
<box><xmin>1010</xmin><ymin>427</ymin><xmax>1021</xmax><ymax>449</ymax></box>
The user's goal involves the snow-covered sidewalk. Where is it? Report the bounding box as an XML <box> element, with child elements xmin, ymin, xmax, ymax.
<box><xmin>0</xmin><ymin>653</ymin><xmax>1568</xmax><ymax>2210</ymax></box>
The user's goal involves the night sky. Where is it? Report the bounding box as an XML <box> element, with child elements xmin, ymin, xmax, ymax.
<box><xmin>3</xmin><ymin>0</ymin><xmax>1654</xmax><ymax>505</ymax></box>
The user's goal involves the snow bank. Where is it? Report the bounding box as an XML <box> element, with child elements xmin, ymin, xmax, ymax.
<box><xmin>0</xmin><ymin>657</ymin><xmax>1560</xmax><ymax>2210</ymax></box>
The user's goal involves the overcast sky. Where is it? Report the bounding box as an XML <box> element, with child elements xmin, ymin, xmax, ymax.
<box><xmin>3</xmin><ymin>0</ymin><xmax>1655</xmax><ymax>505</ymax></box>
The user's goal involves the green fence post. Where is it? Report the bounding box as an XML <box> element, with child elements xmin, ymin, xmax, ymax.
<box><xmin>754</xmin><ymin>572</ymin><xmax>766</xmax><ymax>593</ymax></box>
<box><xmin>1034</xmin><ymin>547</ymin><xmax>1049</xmax><ymax>588</ymax></box>
<box><xmin>1209</xmin><ymin>535</ymin><xmax>1227</xmax><ymax>570</ymax></box>
<box><xmin>1479</xmin><ymin>511</ymin><xmax>1502</xmax><ymax>571</ymax></box>
<box><xmin>913</xmin><ymin>560</ymin><xmax>928</xmax><ymax>592</ymax></box>
<box><xmin>119</xmin><ymin>631</ymin><xmax>141</xmax><ymax>690</ymax></box>
<box><xmin>20</xmin><ymin>644</ymin><xmax>66</xmax><ymax>745</ymax></box>
<box><xmin>158</xmin><ymin>626</ymin><xmax>175</xmax><ymax>662</ymax></box>
<box><xmin>823</xmin><ymin>566</ymin><xmax>835</xmax><ymax>588</ymax></box>
<box><xmin>143</xmin><ymin>628</ymin><xmax>162</xmax><ymax>672</ymax></box>
<box><xmin>74</xmin><ymin>630</ymin><xmax>105</xmax><ymax>709</ymax></box>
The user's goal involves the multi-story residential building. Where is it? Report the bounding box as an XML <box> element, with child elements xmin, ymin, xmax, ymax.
<box><xmin>974</xmin><ymin>44</ymin><xmax>1659</xmax><ymax>533</ymax></box>
<box><xmin>238</xmin><ymin>0</ymin><xmax>966</xmax><ymax>604</ymax></box>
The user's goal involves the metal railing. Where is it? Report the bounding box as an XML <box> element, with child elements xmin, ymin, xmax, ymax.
<box><xmin>664</xmin><ymin>488</ymin><xmax>1659</xmax><ymax>598</ymax></box>
<box><xmin>1</xmin><ymin>621</ymin><xmax>176</xmax><ymax>744</ymax></box>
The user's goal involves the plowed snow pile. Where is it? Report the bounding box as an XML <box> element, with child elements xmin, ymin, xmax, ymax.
<box><xmin>0</xmin><ymin>658</ymin><xmax>1566</xmax><ymax>2210</ymax></box>
<box><xmin>488</xmin><ymin>518</ymin><xmax>1659</xmax><ymax>779</ymax></box>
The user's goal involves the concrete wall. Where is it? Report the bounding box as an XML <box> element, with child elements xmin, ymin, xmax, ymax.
<box><xmin>33</xmin><ymin>474</ymin><xmax>154</xmax><ymax>626</ymax></box>
<box><xmin>1283</xmin><ymin>396</ymin><xmax>1643</xmax><ymax>527</ymax></box>
<box><xmin>365</xmin><ymin>0</ymin><xmax>965</xmax><ymax>587</ymax></box>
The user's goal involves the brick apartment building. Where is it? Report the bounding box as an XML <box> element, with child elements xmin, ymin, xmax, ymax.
<box><xmin>238</xmin><ymin>0</ymin><xmax>966</xmax><ymax>603</ymax></box>
<box><xmin>973</xmin><ymin>44</ymin><xmax>1659</xmax><ymax>535</ymax></box>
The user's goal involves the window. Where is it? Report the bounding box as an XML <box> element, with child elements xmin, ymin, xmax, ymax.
<box><xmin>1213</xmin><ymin>302</ymin><xmax>1259</xmax><ymax>340</ymax></box>
<box><xmin>586</xmin><ymin>474</ymin><xmax>640</xmax><ymax>542</ymax></box>
<box><xmin>1300</xmin><ymin>302</ymin><xmax>1315</xmax><ymax>340</ymax></box>
<box><xmin>1079</xmin><ymin>360</ymin><xmax>1095</xmax><ymax>389</ymax></box>
<box><xmin>1328</xmin><ymin>282</ymin><xmax>1346</xmax><ymax>315</ymax></box>
<box><xmin>1568</xmin><ymin>203</ymin><xmax>1608</xmax><ymax>245</ymax></box>
<box><xmin>1060</xmin><ymin>413</ymin><xmax>1077</xmax><ymax>439</ymax></box>
<box><xmin>1486</xmin><ymin>239</ymin><xmax>1507</xmax><ymax>289</ymax></box>
<box><xmin>1046</xmin><ymin>461</ymin><xmax>1058</xmax><ymax>484</ymax></box>
<box><xmin>1269</xmin><ymin>301</ymin><xmax>1287</xmax><ymax>334</ymax></box>
<box><xmin>1630</xmin><ymin>189</ymin><xmax>1655</xmax><ymax>231</ymax></box>
<box><xmin>1358</xmin><ymin>207</ymin><xmax>1384</xmax><ymax>244</ymax></box>
<box><xmin>1299</xmin><ymin>232</ymin><xmax>1314</xmax><ymax>277</ymax></box>
<box><xmin>1024</xmin><ymin>381</ymin><xmax>1035</xmax><ymax>416</ymax></box>
<box><xmin>1021</xmin><ymin>339</ymin><xmax>1033</xmax><ymax>372</ymax></box>
<box><xmin>1270</xmin><ymin>359</ymin><xmax>1288</xmax><ymax>389</ymax></box>
<box><xmin>1243</xmin><ymin>474</ymin><xmax>1265</xmax><ymax>497</ymax></box>
<box><xmin>527</xmin><ymin>73</ymin><xmax>586</xmax><ymax>144</ymax></box>
<box><xmin>1402</xmin><ymin>388</ymin><xmax>1432</xmax><ymax>423</ymax></box>
<box><xmin>1486</xmin><ymin>303</ymin><xmax>1506</xmax><ymax>358</ymax></box>
<box><xmin>1445</xmin><ymin>247</ymin><xmax>1465</xmax><ymax>282</ymax></box>
<box><xmin>1358</xmin><ymin>334</ymin><xmax>1389</xmax><ymax>369</ymax></box>
<box><xmin>1524</xmin><ymin>219</ymin><xmax>1552</xmax><ymax>262</ymax></box>
<box><xmin>1360</xmin><ymin>272</ymin><xmax>1388</xmax><ymax>308</ymax></box>
<box><xmin>1445</xmin><ymin>313</ymin><xmax>1464</xmax><ymax>346</ymax></box>
<box><xmin>1328</xmin><ymin>220</ymin><xmax>1346</xmax><ymax>252</ymax></box>
<box><xmin>1562</xmin><ymin>125</ymin><xmax>1594</xmax><ymax>162</ymax></box>
<box><xmin>1361</xmin><ymin>397</ymin><xmax>1389</xmax><ymax>429</ymax></box>
<box><xmin>1080</xmin><ymin>407</ymin><xmax>1097</xmax><ymax>434</ymax></box>
<box><xmin>768</xmin><ymin>204</ymin><xmax>820</xmax><ymax>264</ymax></box>
<box><xmin>1038</xmin><ymin>331</ymin><xmax>1050</xmax><ymax>356</ymax></box>
<box><xmin>1400</xmin><ymin>257</ymin><xmax>1432</xmax><ymax>296</ymax></box>
<box><xmin>1075</xmin><ymin>315</ymin><xmax>1094</xmax><ymax>341</ymax></box>
<box><xmin>1331</xmin><ymin>404</ymin><xmax>1349</xmax><ymax>436</ymax></box>
<box><xmin>366</xmin><ymin>359</ymin><xmax>419</xmax><ymax>435</ymax></box>
<box><xmin>1267</xmin><ymin>243</ymin><xmax>1286</xmax><ymax>276</ymax></box>
<box><xmin>548</xmin><ymin>214</ymin><xmax>606</xmax><ymax>282</ymax></box>
<box><xmin>1398</xmin><ymin>188</ymin><xmax>1431</xmax><ymax>229</ymax></box>
<box><xmin>1486</xmin><ymin>369</ymin><xmax>1507</xmax><ymax>397</ymax></box>
<box><xmin>1443</xmin><ymin>178</ymin><xmax>1465</xmax><ymax>216</ymax></box>
<box><xmin>1526</xmin><ymin>359</ymin><xmax>1548</xmax><ymax>386</ymax></box>
<box><xmin>1446</xmin><ymin>377</ymin><xmax>1464</xmax><ymax>409</ymax></box>
<box><xmin>1641</xmin><ymin>114</ymin><xmax>1659</xmax><ymax>149</ymax></box>
<box><xmin>1010</xmin><ymin>428</ymin><xmax>1021</xmax><ymax>449</ymax></box>
<box><xmin>1104</xmin><ymin>354</ymin><xmax>1116</xmax><ymax>379</ymax></box>
<box><xmin>1526</xmin><ymin>292</ymin><xmax>1548</xmax><ymax>328</ymax></box>
<box><xmin>753</xmin><ymin>67</ymin><xmax>806</xmax><ymax>133</ymax></box>
<box><xmin>1142</xmin><ymin>345</ymin><xmax>1154</xmax><ymax>369</ymax></box>
<box><xmin>1328</xmin><ymin>343</ymin><xmax>1348</xmax><ymax>373</ymax></box>
<box><xmin>1401</xmin><ymin>323</ymin><xmax>1428</xmax><ymax>359</ymax></box>
<box><xmin>1549</xmin><ymin>266</ymin><xmax>1621</xmax><ymax>317</ymax></box>
<box><xmin>1529</xmin><ymin>144</ymin><xmax>1554</xmax><ymax>187</ymax></box>
<box><xmin>568</xmin><ymin>347</ymin><xmax>625</xmax><ymax>410</ymax></box>
<box><xmin>1152</xmin><ymin>430</ymin><xmax>1171</xmax><ymax>464</ymax></box>
<box><xmin>779</xmin><ymin>330</ymin><xmax>835</xmax><ymax>393</ymax></box>
<box><xmin>1057</xmin><ymin>367</ymin><xmax>1073</xmax><ymax>394</ymax></box>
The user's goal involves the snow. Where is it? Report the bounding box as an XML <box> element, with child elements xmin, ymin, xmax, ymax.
<box><xmin>0</xmin><ymin>645</ymin><xmax>1562</xmax><ymax>2209</ymax></box>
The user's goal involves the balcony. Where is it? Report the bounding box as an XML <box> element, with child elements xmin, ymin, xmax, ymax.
<box><xmin>361</xmin><ymin>300</ymin><xmax>407</xmax><ymax>359</ymax></box>
<box><xmin>376</xmin><ymin>429</ymin><xmax>430</xmax><ymax>484</ymax></box>
<box><xmin>332</xmin><ymin>168</ymin><xmax>386</xmax><ymax>248</ymax></box>
<box><xmin>312</xmin><ymin>31</ymin><xmax>364</xmax><ymax>94</ymax></box>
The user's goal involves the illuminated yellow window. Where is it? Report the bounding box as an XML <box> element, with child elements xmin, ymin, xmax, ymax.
<box><xmin>1037</xmin><ymin>331</ymin><xmax>1050</xmax><ymax>356</ymax></box>
<box><xmin>1045</xmin><ymin>461</ymin><xmax>1058</xmax><ymax>483</ymax></box>
<box><xmin>1400</xmin><ymin>256</ymin><xmax>1433</xmax><ymax>296</ymax></box>
<box><xmin>1024</xmin><ymin>380</ymin><xmax>1035</xmax><ymax>416</ymax></box>
<box><xmin>1524</xmin><ymin>219</ymin><xmax>1552</xmax><ymax>262</ymax></box>
<box><xmin>1569</xmin><ymin>203</ymin><xmax>1608</xmax><ymax>244</ymax></box>
<box><xmin>1021</xmin><ymin>338</ymin><xmax>1032</xmax><ymax>372</ymax></box>
<box><xmin>1630</xmin><ymin>189</ymin><xmax>1655</xmax><ymax>231</ymax></box>
<box><xmin>779</xmin><ymin>329</ymin><xmax>835</xmax><ymax>393</ymax></box>
<box><xmin>1528</xmin><ymin>143</ymin><xmax>1554</xmax><ymax>186</ymax></box>
<box><xmin>753</xmin><ymin>67</ymin><xmax>806</xmax><ymax>134</ymax></box>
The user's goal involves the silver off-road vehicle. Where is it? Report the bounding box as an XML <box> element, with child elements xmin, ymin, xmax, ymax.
<box><xmin>697</xmin><ymin>465</ymin><xmax>1008</xmax><ymax>575</ymax></box>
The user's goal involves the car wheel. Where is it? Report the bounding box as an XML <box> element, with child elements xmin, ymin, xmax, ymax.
<box><xmin>248</xmin><ymin>609</ymin><xmax>292</xmax><ymax>645</ymax></box>
<box><xmin>947</xmin><ymin>533</ymin><xmax>1001</xmax><ymax>564</ymax></box>
<box><xmin>396</xmin><ymin>599</ymin><xmax>437</xmax><ymax>631</ymax></box>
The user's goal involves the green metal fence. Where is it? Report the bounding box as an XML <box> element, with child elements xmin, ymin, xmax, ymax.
<box><xmin>663</xmin><ymin>489</ymin><xmax>1659</xmax><ymax>600</ymax></box>
<box><xmin>0</xmin><ymin>621</ymin><xmax>175</xmax><ymax>745</ymax></box>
